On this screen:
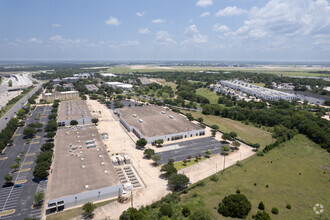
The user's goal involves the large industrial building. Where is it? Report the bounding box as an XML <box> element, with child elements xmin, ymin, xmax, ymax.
<box><xmin>116</xmin><ymin>105</ymin><xmax>205</xmax><ymax>143</ymax></box>
<box><xmin>105</xmin><ymin>82</ymin><xmax>133</xmax><ymax>90</ymax></box>
<box><xmin>219</xmin><ymin>80</ymin><xmax>298</xmax><ymax>101</ymax></box>
<box><xmin>46</xmin><ymin>125</ymin><xmax>122</xmax><ymax>214</ymax></box>
<box><xmin>57</xmin><ymin>100</ymin><xmax>92</xmax><ymax>127</ymax></box>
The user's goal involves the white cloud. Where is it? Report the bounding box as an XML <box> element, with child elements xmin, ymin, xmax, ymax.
<box><xmin>138</xmin><ymin>28</ymin><xmax>150</xmax><ymax>34</ymax></box>
<box><xmin>152</xmin><ymin>18</ymin><xmax>165</xmax><ymax>24</ymax></box>
<box><xmin>52</xmin><ymin>24</ymin><xmax>61</xmax><ymax>28</ymax></box>
<box><xmin>215</xmin><ymin>6</ymin><xmax>247</xmax><ymax>16</ymax></box>
<box><xmin>213</xmin><ymin>24</ymin><xmax>229</xmax><ymax>32</ymax></box>
<box><xmin>155</xmin><ymin>31</ymin><xmax>177</xmax><ymax>45</ymax></box>
<box><xmin>183</xmin><ymin>25</ymin><xmax>208</xmax><ymax>44</ymax></box>
<box><xmin>136</xmin><ymin>12</ymin><xmax>145</xmax><ymax>17</ymax></box>
<box><xmin>196</xmin><ymin>0</ymin><xmax>213</xmax><ymax>7</ymax></box>
<box><xmin>105</xmin><ymin>17</ymin><xmax>121</xmax><ymax>26</ymax></box>
<box><xmin>200</xmin><ymin>12</ymin><xmax>210</xmax><ymax>17</ymax></box>
<box><xmin>232</xmin><ymin>0</ymin><xmax>330</xmax><ymax>39</ymax></box>
<box><xmin>49</xmin><ymin>35</ymin><xmax>88</xmax><ymax>48</ymax></box>
<box><xmin>29</xmin><ymin>37</ymin><xmax>42</xmax><ymax>43</ymax></box>
<box><xmin>123</xmin><ymin>40</ymin><xmax>141</xmax><ymax>46</ymax></box>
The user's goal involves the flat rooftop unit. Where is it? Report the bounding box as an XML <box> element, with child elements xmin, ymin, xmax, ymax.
<box><xmin>48</xmin><ymin>125</ymin><xmax>120</xmax><ymax>201</ymax></box>
<box><xmin>117</xmin><ymin>105</ymin><xmax>203</xmax><ymax>138</ymax></box>
<box><xmin>57</xmin><ymin>100</ymin><xmax>92</xmax><ymax>122</ymax></box>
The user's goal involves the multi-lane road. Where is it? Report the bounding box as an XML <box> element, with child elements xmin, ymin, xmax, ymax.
<box><xmin>0</xmin><ymin>84</ymin><xmax>41</xmax><ymax>132</ymax></box>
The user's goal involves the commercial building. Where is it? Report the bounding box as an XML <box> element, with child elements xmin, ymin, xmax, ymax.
<box><xmin>116</xmin><ymin>105</ymin><xmax>205</xmax><ymax>143</ymax></box>
<box><xmin>42</xmin><ymin>91</ymin><xmax>79</xmax><ymax>102</ymax></box>
<box><xmin>62</xmin><ymin>77</ymin><xmax>79</xmax><ymax>82</ymax></box>
<box><xmin>105</xmin><ymin>82</ymin><xmax>133</xmax><ymax>90</ymax></box>
<box><xmin>101</xmin><ymin>73</ymin><xmax>117</xmax><ymax>78</ymax></box>
<box><xmin>46</xmin><ymin>125</ymin><xmax>122</xmax><ymax>214</ymax></box>
<box><xmin>73</xmin><ymin>73</ymin><xmax>92</xmax><ymax>79</ymax></box>
<box><xmin>86</xmin><ymin>84</ymin><xmax>99</xmax><ymax>92</ymax></box>
<box><xmin>57</xmin><ymin>100</ymin><xmax>92</xmax><ymax>127</ymax></box>
<box><xmin>218</xmin><ymin>80</ymin><xmax>297</xmax><ymax>101</ymax></box>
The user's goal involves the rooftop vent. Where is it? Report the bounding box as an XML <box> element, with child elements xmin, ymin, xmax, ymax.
<box><xmin>169</xmin><ymin>115</ymin><xmax>174</xmax><ymax>119</ymax></box>
<box><xmin>85</xmin><ymin>185</ymin><xmax>89</xmax><ymax>189</ymax></box>
<box><xmin>99</xmin><ymin>155</ymin><xmax>102</xmax><ymax>158</ymax></box>
<box><xmin>133</xmin><ymin>114</ymin><xmax>137</xmax><ymax>118</ymax></box>
<box><xmin>81</xmin><ymin>158</ymin><xmax>84</xmax><ymax>161</ymax></box>
<box><xmin>101</xmin><ymin>162</ymin><xmax>105</xmax><ymax>165</ymax></box>
<box><xmin>82</xmin><ymin>165</ymin><xmax>85</xmax><ymax>168</ymax></box>
<box><xmin>161</xmin><ymin>111</ymin><xmax>165</xmax><ymax>114</ymax></box>
<box><xmin>104</xmin><ymin>170</ymin><xmax>108</xmax><ymax>174</ymax></box>
<box><xmin>139</xmin><ymin>119</ymin><xmax>143</xmax><ymax>123</ymax></box>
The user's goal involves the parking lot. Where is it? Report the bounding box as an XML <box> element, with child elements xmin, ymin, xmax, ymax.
<box><xmin>157</xmin><ymin>137</ymin><xmax>223</xmax><ymax>164</ymax></box>
<box><xmin>0</xmin><ymin>105</ymin><xmax>51</xmax><ymax>219</ymax></box>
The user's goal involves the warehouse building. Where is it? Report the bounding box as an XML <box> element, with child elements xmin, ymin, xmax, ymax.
<box><xmin>46</xmin><ymin>125</ymin><xmax>122</xmax><ymax>214</ymax></box>
<box><xmin>57</xmin><ymin>100</ymin><xmax>92</xmax><ymax>127</ymax></box>
<box><xmin>116</xmin><ymin>105</ymin><xmax>205</xmax><ymax>144</ymax></box>
<box><xmin>105</xmin><ymin>82</ymin><xmax>133</xmax><ymax>90</ymax></box>
<box><xmin>219</xmin><ymin>80</ymin><xmax>298</xmax><ymax>101</ymax></box>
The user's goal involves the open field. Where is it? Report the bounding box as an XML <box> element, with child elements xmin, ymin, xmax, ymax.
<box><xmin>152</xmin><ymin>78</ymin><xmax>177</xmax><ymax>89</ymax></box>
<box><xmin>181</xmin><ymin>110</ymin><xmax>273</xmax><ymax>147</ymax></box>
<box><xmin>99</xmin><ymin>65</ymin><xmax>329</xmax><ymax>77</ymax></box>
<box><xmin>251</xmin><ymin>82</ymin><xmax>266</xmax><ymax>87</ymax></box>
<box><xmin>46</xmin><ymin>199</ymin><xmax>116</xmax><ymax>220</ymax></box>
<box><xmin>174</xmin><ymin>157</ymin><xmax>209</xmax><ymax>170</ymax></box>
<box><xmin>196</xmin><ymin>88</ymin><xmax>220</xmax><ymax>104</ymax></box>
<box><xmin>179</xmin><ymin>135</ymin><xmax>330</xmax><ymax>219</ymax></box>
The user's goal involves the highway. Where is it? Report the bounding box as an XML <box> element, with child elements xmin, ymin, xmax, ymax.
<box><xmin>0</xmin><ymin>84</ymin><xmax>41</xmax><ymax>132</ymax></box>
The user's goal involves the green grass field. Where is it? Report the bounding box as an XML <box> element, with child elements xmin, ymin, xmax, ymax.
<box><xmin>46</xmin><ymin>199</ymin><xmax>116</xmax><ymax>220</ymax></box>
<box><xmin>181</xmin><ymin>110</ymin><xmax>273</xmax><ymax>147</ymax></box>
<box><xmin>251</xmin><ymin>82</ymin><xmax>266</xmax><ymax>87</ymax></box>
<box><xmin>179</xmin><ymin>135</ymin><xmax>330</xmax><ymax>219</ymax></box>
<box><xmin>196</xmin><ymin>88</ymin><xmax>220</xmax><ymax>104</ymax></box>
<box><xmin>174</xmin><ymin>157</ymin><xmax>208</xmax><ymax>170</ymax></box>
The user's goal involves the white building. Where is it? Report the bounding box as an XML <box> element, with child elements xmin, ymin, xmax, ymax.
<box><xmin>219</xmin><ymin>80</ymin><xmax>297</xmax><ymax>101</ymax></box>
<box><xmin>101</xmin><ymin>73</ymin><xmax>117</xmax><ymax>78</ymax></box>
<box><xmin>73</xmin><ymin>73</ymin><xmax>91</xmax><ymax>79</ymax></box>
<box><xmin>105</xmin><ymin>82</ymin><xmax>133</xmax><ymax>90</ymax></box>
<box><xmin>57</xmin><ymin>100</ymin><xmax>92</xmax><ymax>127</ymax></box>
<box><xmin>42</xmin><ymin>91</ymin><xmax>79</xmax><ymax>102</ymax></box>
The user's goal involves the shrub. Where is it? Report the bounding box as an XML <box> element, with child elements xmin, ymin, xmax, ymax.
<box><xmin>236</xmin><ymin>189</ymin><xmax>241</xmax><ymax>194</ymax></box>
<box><xmin>286</xmin><ymin>204</ymin><xmax>291</xmax><ymax>209</ymax></box>
<box><xmin>218</xmin><ymin>194</ymin><xmax>252</xmax><ymax>218</ymax></box>
<box><xmin>161</xmin><ymin>193</ymin><xmax>180</xmax><ymax>204</ymax></box>
<box><xmin>254</xmin><ymin>211</ymin><xmax>271</xmax><ymax>220</ymax></box>
<box><xmin>159</xmin><ymin>203</ymin><xmax>173</xmax><ymax>217</ymax></box>
<box><xmin>182</xmin><ymin>206</ymin><xmax>191</xmax><ymax>217</ymax></box>
<box><xmin>197</xmin><ymin>181</ymin><xmax>205</xmax><ymax>187</ymax></box>
<box><xmin>210</xmin><ymin>175</ymin><xmax>219</xmax><ymax>182</ymax></box>
<box><xmin>271</xmin><ymin>207</ymin><xmax>279</xmax><ymax>215</ymax></box>
<box><xmin>190</xmin><ymin>210</ymin><xmax>211</xmax><ymax>220</ymax></box>
<box><xmin>258</xmin><ymin>201</ymin><xmax>265</xmax><ymax>210</ymax></box>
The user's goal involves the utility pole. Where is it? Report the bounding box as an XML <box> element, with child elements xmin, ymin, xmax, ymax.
<box><xmin>131</xmin><ymin>189</ymin><xmax>133</xmax><ymax>208</ymax></box>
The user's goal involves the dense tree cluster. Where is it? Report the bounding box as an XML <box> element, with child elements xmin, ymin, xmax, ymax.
<box><xmin>218</xmin><ymin>193</ymin><xmax>252</xmax><ymax>218</ymax></box>
<box><xmin>0</xmin><ymin>118</ymin><xmax>19</xmax><ymax>153</ymax></box>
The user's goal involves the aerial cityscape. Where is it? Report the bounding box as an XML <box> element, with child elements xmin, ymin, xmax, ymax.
<box><xmin>0</xmin><ymin>0</ymin><xmax>329</xmax><ymax>220</ymax></box>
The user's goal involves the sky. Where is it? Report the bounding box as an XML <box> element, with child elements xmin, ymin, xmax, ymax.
<box><xmin>0</xmin><ymin>0</ymin><xmax>329</xmax><ymax>61</ymax></box>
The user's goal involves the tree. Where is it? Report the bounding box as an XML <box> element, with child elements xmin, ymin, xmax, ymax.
<box><xmin>82</xmin><ymin>202</ymin><xmax>96</xmax><ymax>217</ymax></box>
<box><xmin>211</xmin><ymin>129</ymin><xmax>217</xmax><ymax>137</ymax></box>
<box><xmin>222</xmin><ymin>133</ymin><xmax>232</xmax><ymax>141</ymax></box>
<box><xmin>45</xmin><ymin>120</ymin><xmax>57</xmax><ymax>132</ymax></box>
<box><xmin>136</xmin><ymin>138</ymin><xmax>147</xmax><ymax>148</ymax></box>
<box><xmin>120</xmin><ymin>207</ymin><xmax>144</xmax><ymax>220</ymax></box>
<box><xmin>232</xmin><ymin>141</ymin><xmax>241</xmax><ymax>149</ymax></box>
<box><xmin>182</xmin><ymin>206</ymin><xmax>191</xmax><ymax>217</ymax></box>
<box><xmin>34</xmin><ymin>192</ymin><xmax>44</xmax><ymax>205</ymax></box>
<box><xmin>211</xmin><ymin>124</ymin><xmax>219</xmax><ymax>130</ymax></box>
<box><xmin>168</xmin><ymin>174</ymin><xmax>189</xmax><ymax>191</ymax></box>
<box><xmin>218</xmin><ymin>194</ymin><xmax>252</xmax><ymax>218</ymax></box>
<box><xmin>151</xmin><ymin>154</ymin><xmax>161</xmax><ymax>166</ymax></box>
<box><xmin>254</xmin><ymin>211</ymin><xmax>271</xmax><ymax>220</ymax></box>
<box><xmin>14</xmin><ymin>157</ymin><xmax>21</xmax><ymax>165</ymax></box>
<box><xmin>41</xmin><ymin>143</ymin><xmax>54</xmax><ymax>151</ymax></box>
<box><xmin>23</xmin><ymin>127</ymin><xmax>36</xmax><ymax>138</ymax></box>
<box><xmin>190</xmin><ymin>210</ymin><xmax>211</xmax><ymax>220</ymax></box>
<box><xmin>253</xmin><ymin>143</ymin><xmax>261</xmax><ymax>151</ymax></box>
<box><xmin>258</xmin><ymin>201</ymin><xmax>265</xmax><ymax>210</ymax></box>
<box><xmin>46</xmin><ymin>132</ymin><xmax>55</xmax><ymax>139</ymax></box>
<box><xmin>161</xmin><ymin>162</ymin><xmax>177</xmax><ymax>178</ymax></box>
<box><xmin>91</xmin><ymin>118</ymin><xmax>99</xmax><ymax>125</ymax></box>
<box><xmin>197</xmin><ymin>117</ymin><xmax>203</xmax><ymax>123</ymax></box>
<box><xmin>70</xmin><ymin>120</ymin><xmax>78</xmax><ymax>126</ymax></box>
<box><xmin>4</xmin><ymin>174</ymin><xmax>13</xmax><ymax>184</ymax></box>
<box><xmin>143</xmin><ymin>148</ymin><xmax>155</xmax><ymax>159</ymax></box>
<box><xmin>10</xmin><ymin>163</ymin><xmax>20</xmax><ymax>172</ymax></box>
<box><xmin>33</xmin><ymin>122</ymin><xmax>43</xmax><ymax>131</ymax></box>
<box><xmin>8</xmin><ymin>79</ymin><xmax>12</xmax><ymax>87</ymax></box>
<box><xmin>229</xmin><ymin>131</ymin><xmax>237</xmax><ymax>139</ymax></box>
<box><xmin>271</xmin><ymin>207</ymin><xmax>279</xmax><ymax>215</ymax></box>
<box><xmin>48</xmin><ymin>113</ymin><xmax>57</xmax><ymax>120</ymax></box>
<box><xmin>205</xmin><ymin>150</ymin><xmax>211</xmax><ymax>158</ymax></box>
<box><xmin>186</xmin><ymin>113</ymin><xmax>194</xmax><ymax>121</ymax></box>
<box><xmin>33</xmin><ymin>162</ymin><xmax>49</xmax><ymax>180</ymax></box>
<box><xmin>155</xmin><ymin>139</ymin><xmax>164</xmax><ymax>147</ymax></box>
<box><xmin>159</xmin><ymin>203</ymin><xmax>173</xmax><ymax>217</ymax></box>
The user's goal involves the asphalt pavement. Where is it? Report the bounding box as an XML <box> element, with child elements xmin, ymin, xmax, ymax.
<box><xmin>0</xmin><ymin>84</ymin><xmax>41</xmax><ymax>132</ymax></box>
<box><xmin>0</xmin><ymin>105</ymin><xmax>51</xmax><ymax>219</ymax></box>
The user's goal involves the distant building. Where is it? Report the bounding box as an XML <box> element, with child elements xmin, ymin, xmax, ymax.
<box><xmin>51</xmin><ymin>78</ymin><xmax>61</xmax><ymax>85</ymax></box>
<box><xmin>105</xmin><ymin>82</ymin><xmax>133</xmax><ymax>90</ymax></box>
<box><xmin>42</xmin><ymin>91</ymin><xmax>79</xmax><ymax>102</ymax></box>
<box><xmin>101</xmin><ymin>73</ymin><xmax>117</xmax><ymax>78</ymax></box>
<box><xmin>86</xmin><ymin>84</ymin><xmax>99</xmax><ymax>92</ymax></box>
<box><xmin>218</xmin><ymin>80</ymin><xmax>297</xmax><ymax>101</ymax></box>
<box><xmin>73</xmin><ymin>73</ymin><xmax>92</xmax><ymax>79</ymax></box>
<box><xmin>62</xmin><ymin>77</ymin><xmax>79</xmax><ymax>83</ymax></box>
<box><xmin>63</xmin><ymin>83</ymin><xmax>74</xmax><ymax>91</ymax></box>
<box><xmin>57</xmin><ymin>100</ymin><xmax>92</xmax><ymax>126</ymax></box>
